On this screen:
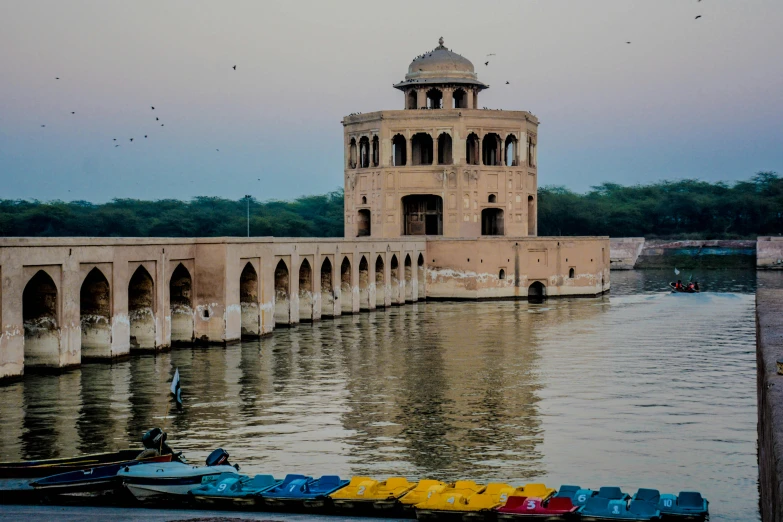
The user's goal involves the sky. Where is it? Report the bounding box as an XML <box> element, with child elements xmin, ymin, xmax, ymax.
<box><xmin>1</xmin><ymin>0</ymin><xmax>781</xmax><ymax>203</ymax></box>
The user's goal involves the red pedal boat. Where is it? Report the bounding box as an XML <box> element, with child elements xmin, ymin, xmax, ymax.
<box><xmin>496</xmin><ymin>496</ymin><xmax>578</xmax><ymax>520</ymax></box>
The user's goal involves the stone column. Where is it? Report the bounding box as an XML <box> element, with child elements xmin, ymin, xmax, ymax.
<box><xmin>432</xmin><ymin>133</ymin><xmax>439</xmax><ymax>166</ymax></box>
<box><xmin>443</xmin><ymin>88</ymin><xmax>453</xmax><ymax>109</ymax></box>
<box><xmin>417</xmin><ymin>89</ymin><xmax>426</xmax><ymax>109</ymax></box>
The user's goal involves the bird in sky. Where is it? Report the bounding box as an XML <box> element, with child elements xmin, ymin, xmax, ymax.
<box><xmin>161</xmin><ymin>124</ymin><xmax>164</xmax><ymax>127</ymax></box>
<box><xmin>216</xmin><ymin>149</ymin><xmax>219</xmax><ymax>151</ymax></box>
<box><xmin>71</xmin><ymin>111</ymin><xmax>75</xmax><ymax>114</ymax></box>
<box><xmin>486</xmin><ymin>53</ymin><xmax>496</xmax><ymax>56</ymax></box>
<box><xmin>695</xmin><ymin>15</ymin><xmax>702</xmax><ymax>19</ymax></box>
<box><xmin>55</xmin><ymin>77</ymin><xmax>59</xmax><ymax>80</ymax></box>
<box><xmin>506</xmin><ymin>81</ymin><xmax>510</xmax><ymax>84</ymax></box>
<box><xmin>484</xmin><ymin>61</ymin><xmax>489</xmax><ymax>66</ymax></box>
<box><xmin>144</xmin><ymin>135</ymin><xmax>148</xmax><ymax>138</ymax></box>
<box><xmin>232</xmin><ymin>65</ymin><xmax>237</xmax><ymax>70</ymax></box>
<box><xmin>151</xmin><ymin>106</ymin><xmax>155</xmax><ymax>110</ymax></box>
<box><xmin>115</xmin><ymin>144</ymin><xmax>120</xmax><ymax>147</ymax></box>
<box><xmin>129</xmin><ymin>138</ymin><xmax>133</xmax><ymax>142</ymax></box>
<box><xmin>40</xmin><ymin>124</ymin><xmax>45</xmax><ymax>127</ymax></box>
<box><xmin>626</xmin><ymin>41</ymin><xmax>631</xmax><ymax>44</ymax></box>
<box><xmin>155</xmin><ymin>117</ymin><xmax>159</xmax><ymax>121</ymax></box>
<box><xmin>113</xmin><ymin>138</ymin><xmax>116</xmax><ymax>141</ymax></box>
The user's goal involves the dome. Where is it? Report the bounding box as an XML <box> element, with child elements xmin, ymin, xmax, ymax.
<box><xmin>394</xmin><ymin>37</ymin><xmax>488</xmax><ymax>91</ymax></box>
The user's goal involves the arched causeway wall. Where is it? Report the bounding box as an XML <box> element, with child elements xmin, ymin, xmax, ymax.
<box><xmin>0</xmin><ymin>235</ymin><xmax>609</xmax><ymax>381</ymax></box>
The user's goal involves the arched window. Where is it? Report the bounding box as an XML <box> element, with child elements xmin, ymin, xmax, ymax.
<box><xmin>392</xmin><ymin>134</ymin><xmax>407</xmax><ymax>166</ymax></box>
<box><xmin>569</xmin><ymin>267</ymin><xmax>575</xmax><ymax>279</ymax></box>
<box><xmin>488</xmin><ymin>194</ymin><xmax>497</xmax><ymax>203</ymax></box>
<box><xmin>348</xmin><ymin>138</ymin><xmax>357</xmax><ymax>169</ymax></box>
<box><xmin>453</xmin><ymin>88</ymin><xmax>467</xmax><ymax>109</ymax></box>
<box><xmin>426</xmin><ymin>88</ymin><xmax>443</xmax><ymax>109</ymax></box>
<box><xmin>466</xmin><ymin>133</ymin><xmax>480</xmax><ymax>165</ymax></box>
<box><xmin>482</xmin><ymin>133</ymin><xmax>502</xmax><ymax>166</ymax></box>
<box><xmin>437</xmin><ymin>133</ymin><xmax>453</xmax><ymax>165</ymax></box>
<box><xmin>499</xmin><ymin>269</ymin><xmax>506</xmax><ymax>280</ymax></box>
<box><xmin>361</xmin><ymin>196</ymin><xmax>367</xmax><ymax>205</ymax></box>
<box><xmin>407</xmin><ymin>90</ymin><xmax>417</xmax><ymax>109</ymax></box>
<box><xmin>411</xmin><ymin>133</ymin><xmax>433</xmax><ymax>165</ymax></box>
<box><xmin>359</xmin><ymin>136</ymin><xmax>370</xmax><ymax>168</ymax></box>
<box><xmin>372</xmin><ymin>136</ymin><xmax>379</xmax><ymax>166</ymax></box>
<box><xmin>505</xmin><ymin>134</ymin><xmax>518</xmax><ymax>166</ymax></box>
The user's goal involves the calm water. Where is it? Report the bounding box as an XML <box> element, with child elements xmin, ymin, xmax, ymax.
<box><xmin>2</xmin><ymin>269</ymin><xmax>778</xmax><ymax>521</ymax></box>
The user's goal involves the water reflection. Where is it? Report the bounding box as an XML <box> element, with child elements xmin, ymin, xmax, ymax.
<box><xmin>0</xmin><ymin>270</ymin><xmax>761</xmax><ymax>521</ymax></box>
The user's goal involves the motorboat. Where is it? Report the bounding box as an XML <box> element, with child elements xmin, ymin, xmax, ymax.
<box><xmin>261</xmin><ymin>474</ymin><xmax>349</xmax><ymax>509</ymax></box>
<box><xmin>119</xmin><ymin>448</ymin><xmax>238</xmax><ymax>503</ymax></box>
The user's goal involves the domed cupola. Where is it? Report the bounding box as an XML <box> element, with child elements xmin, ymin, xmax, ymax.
<box><xmin>394</xmin><ymin>38</ymin><xmax>488</xmax><ymax>109</ymax></box>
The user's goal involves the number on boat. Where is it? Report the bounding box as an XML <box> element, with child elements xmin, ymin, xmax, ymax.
<box><xmin>357</xmin><ymin>485</ymin><xmax>366</xmax><ymax>496</ymax></box>
<box><xmin>500</xmin><ymin>493</ymin><xmax>507</xmax><ymax>501</ymax></box>
<box><xmin>427</xmin><ymin>490</ymin><xmax>435</xmax><ymax>499</ymax></box>
<box><xmin>527</xmin><ymin>500</ymin><xmax>536</xmax><ymax>510</ymax></box>
<box><xmin>447</xmin><ymin>496</ymin><xmax>455</xmax><ymax>504</ymax></box>
<box><xmin>218</xmin><ymin>483</ymin><xmax>227</xmax><ymax>491</ymax></box>
<box><xmin>612</xmin><ymin>505</ymin><xmax>621</xmax><ymax>514</ymax></box>
<box><xmin>577</xmin><ymin>494</ymin><xmax>587</xmax><ymax>503</ymax></box>
<box><xmin>663</xmin><ymin>499</ymin><xmax>673</xmax><ymax>507</ymax></box>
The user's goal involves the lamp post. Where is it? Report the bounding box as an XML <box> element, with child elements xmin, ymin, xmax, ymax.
<box><xmin>244</xmin><ymin>195</ymin><xmax>251</xmax><ymax>237</ymax></box>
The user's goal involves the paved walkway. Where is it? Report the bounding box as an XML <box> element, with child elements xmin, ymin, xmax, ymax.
<box><xmin>0</xmin><ymin>505</ymin><xmax>406</xmax><ymax>521</ymax></box>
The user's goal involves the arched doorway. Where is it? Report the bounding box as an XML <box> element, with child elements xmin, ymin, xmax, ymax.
<box><xmin>299</xmin><ymin>259</ymin><xmax>313</xmax><ymax>322</ymax></box>
<box><xmin>404</xmin><ymin>254</ymin><xmax>413</xmax><ymax>302</ymax></box>
<box><xmin>340</xmin><ymin>257</ymin><xmax>352</xmax><ymax>314</ymax></box>
<box><xmin>358</xmin><ymin>256</ymin><xmax>370</xmax><ymax>311</ymax></box>
<box><xmin>320</xmin><ymin>258</ymin><xmax>334</xmax><ymax>318</ymax></box>
<box><xmin>240</xmin><ymin>262</ymin><xmax>260</xmax><ymax>338</ymax></box>
<box><xmin>528</xmin><ymin>281</ymin><xmax>546</xmax><ymax>302</ymax></box>
<box><xmin>417</xmin><ymin>254</ymin><xmax>426</xmax><ymax>300</ymax></box>
<box><xmin>169</xmin><ymin>264</ymin><xmax>193</xmax><ymax>344</ymax></box>
<box><xmin>80</xmin><ymin>268</ymin><xmax>111</xmax><ymax>359</ymax></box>
<box><xmin>390</xmin><ymin>255</ymin><xmax>400</xmax><ymax>304</ymax></box>
<box><xmin>375</xmin><ymin>255</ymin><xmax>385</xmax><ymax>308</ymax></box>
<box><xmin>481</xmin><ymin>208</ymin><xmax>505</xmax><ymax>236</ymax></box>
<box><xmin>274</xmin><ymin>260</ymin><xmax>290</xmax><ymax>325</ymax></box>
<box><xmin>23</xmin><ymin>270</ymin><xmax>59</xmax><ymax>367</ymax></box>
<box><xmin>128</xmin><ymin>266</ymin><xmax>155</xmax><ymax>350</ymax></box>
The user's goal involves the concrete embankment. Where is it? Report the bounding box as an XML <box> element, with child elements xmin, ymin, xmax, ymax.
<box><xmin>610</xmin><ymin>238</ymin><xmax>758</xmax><ymax>270</ymax></box>
<box><xmin>758</xmin><ymin>237</ymin><xmax>783</xmax><ymax>269</ymax></box>
<box><xmin>756</xmin><ymin>289</ymin><xmax>783</xmax><ymax>522</ymax></box>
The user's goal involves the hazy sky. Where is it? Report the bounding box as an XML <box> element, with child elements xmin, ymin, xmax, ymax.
<box><xmin>1</xmin><ymin>0</ymin><xmax>781</xmax><ymax>202</ymax></box>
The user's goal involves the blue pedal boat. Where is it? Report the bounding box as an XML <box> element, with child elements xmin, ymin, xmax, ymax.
<box><xmin>579</xmin><ymin>497</ymin><xmax>661</xmax><ymax>521</ymax></box>
<box><xmin>189</xmin><ymin>473</ymin><xmax>280</xmax><ymax>508</ymax></box>
<box><xmin>597</xmin><ymin>487</ymin><xmax>631</xmax><ymax>501</ymax></box>
<box><xmin>631</xmin><ymin>489</ymin><xmax>661</xmax><ymax>505</ymax></box>
<box><xmin>262</xmin><ymin>474</ymin><xmax>349</xmax><ymax>509</ymax></box>
<box><xmin>554</xmin><ymin>485</ymin><xmax>581</xmax><ymax>499</ymax></box>
<box><xmin>658</xmin><ymin>492</ymin><xmax>708</xmax><ymax>521</ymax></box>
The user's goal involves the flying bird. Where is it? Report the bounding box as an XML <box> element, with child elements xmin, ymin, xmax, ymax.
<box><xmin>232</xmin><ymin>65</ymin><xmax>237</xmax><ymax>70</ymax></box>
<box><xmin>144</xmin><ymin>135</ymin><xmax>148</xmax><ymax>138</ymax></box>
<box><xmin>486</xmin><ymin>53</ymin><xmax>496</xmax><ymax>56</ymax></box>
<box><xmin>695</xmin><ymin>15</ymin><xmax>702</xmax><ymax>19</ymax></box>
<box><xmin>161</xmin><ymin>124</ymin><xmax>164</xmax><ymax>127</ymax></box>
<box><xmin>151</xmin><ymin>106</ymin><xmax>155</xmax><ymax>110</ymax></box>
<box><xmin>113</xmin><ymin>138</ymin><xmax>117</xmax><ymax>141</ymax></box>
<box><xmin>156</xmin><ymin>117</ymin><xmax>159</xmax><ymax>121</ymax></box>
<box><xmin>506</xmin><ymin>81</ymin><xmax>510</xmax><ymax>84</ymax></box>
<box><xmin>129</xmin><ymin>138</ymin><xmax>133</xmax><ymax>142</ymax></box>
<box><xmin>626</xmin><ymin>41</ymin><xmax>631</xmax><ymax>44</ymax></box>
<box><xmin>484</xmin><ymin>61</ymin><xmax>489</xmax><ymax>66</ymax></box>
<box><xmin>115</xmin><ymin>144</ymin><xmax>120</xmax><ymax>147</ymax></box>
<box><xmin>71</xmin><ymin>111</ymin><xmax>75</xmax><ymax>114</ymax></box>
<box><xmin>55</xmin><ymin>77</ymin><xmax>59</xmax><ymax>80</ymax></box>
<box><xmin>40</xmin><ymin>124</ymin><xmax>45</xmax><ymax>127</ymax></box>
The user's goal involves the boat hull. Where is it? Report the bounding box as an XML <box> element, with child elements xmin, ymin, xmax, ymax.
<box><xmin>0</xmin><ymin>450</ymin><xmax>144</xmax><ymax>479</ymax></box>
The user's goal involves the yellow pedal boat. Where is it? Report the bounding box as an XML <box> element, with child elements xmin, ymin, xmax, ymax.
<box><xmin>398</xmin><ymin>479</ymin><xmax>448</xmax><ymax>513</ymax></box>
<box><xmin>414</xmin><ymin>480</ymin><xmax>488</xmax><ymax>520</ymax></box>
<box><xmin>329</xmin><ymin>476</ymin><xmax>416</xmax><ymax>511</ymax></box>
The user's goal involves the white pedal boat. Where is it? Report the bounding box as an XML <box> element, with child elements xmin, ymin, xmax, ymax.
<box><xmin>118</xmin><ymin>461</ymin><xmax>238</xmax><ymax>502</ymax></box>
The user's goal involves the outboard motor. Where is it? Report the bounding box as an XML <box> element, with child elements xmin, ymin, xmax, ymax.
<box><xmin>206</xmin><ymin>448</ymin><xmax>240</xmax><ymax>471</ymax></box>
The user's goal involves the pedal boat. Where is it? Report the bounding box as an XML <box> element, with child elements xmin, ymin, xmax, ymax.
<box><xmin>0</xmin><ymin>450</ymin><xmax>147</xmax><ymax>479</ymax></box>
<box><xmin>579</xmin><ymin>497</ymin><xmax>661</xmax><ymax>521</ymax></box>
<box><xmin>261</xmin><ymin>474</ymin><xmax>348</xmax><ymax>510</ymax></box>
<box><xmin>657</xmin><ymin>492</ymin><xmax>708</xmax><ymax>521</ymax></box>
<box><xmin>118</xmin><ymin>461</ymin><xmax>238</xmax><ymax>503</ymax></box>
<box><xmin>413</xmin><ymin>480</ymin><xmax>487</xmax><ymax>521</ymax></box>
<box><xmin>329</xmin><ymin>476</ymin><xmax>416</xmax><ymax>512</ymax></box>
<box><xmin>496</xmin><ymin>495</ymin><xmax>578</xmax><ymax>520</ymax></box>
<box><xmin>398</xmin><ymin>479</ymin><xmax>448</xmax><ymax>515</ymax></box>
<box><xmin>189</xmin><ymin>473</ymin><xmax>279</xmax><ymax>508</ymax></box>
<box><xmin>30</xmin><ymin>455</ymin><xmax>172</xmax><ymax>497</ymax></box>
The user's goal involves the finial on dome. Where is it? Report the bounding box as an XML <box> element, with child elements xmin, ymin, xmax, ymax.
<box><xmin>438</xmin><ymin>36</ymin><xmax>444</xmax><ymax>47</ymax></box>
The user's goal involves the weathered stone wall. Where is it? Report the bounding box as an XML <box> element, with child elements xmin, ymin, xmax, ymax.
<box><xmin>635</xmin><ymin>239</ymin><xmax>756</xmax><ymax>269</ymax></box>
<box><xmin>609</xmin><ymin>238</ymin><xmax>645</xmax><ymax>270</ymax></box>
<box><xmin>758</xmin><ymin>237</ymin><xmax>783</xmax><ymax>270</ymax></box>
<box><xmin>757</xmin><ymin>289</ymin><xmax>783</xmax><ymax>522</ymax></box>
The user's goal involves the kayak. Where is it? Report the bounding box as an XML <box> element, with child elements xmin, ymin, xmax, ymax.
<box><xmin>190</xmin><ymin>473</ymin><xmax>280</xmax><ymax>508</ymax></box>
<box><xmin>30</xmin><ymin>455</ymin><xmax>172</xmax><ymax>497</ymax></box>
<box><xmin>118</xmin><ymin>461</ymin><xmax>239</xmax><ymax>503</ymax></box>
<box><xmin>0</xmin><ymin>450</ymin><xmax>146</xmax><ymax>479</ymax></box>
<box><xmin>329</xmin><ymin>476</ymin><xmax>416</xmax><ymax>511</ymax></box>
<box><xmin>669</xmin><ymin>283</ymin><xmax>700</xmax><ymax>293</ymax></box>
<box><xmin>262</xmin><ymin>474</ymin><xmax>349</xmax><ymax>509</ymax></box>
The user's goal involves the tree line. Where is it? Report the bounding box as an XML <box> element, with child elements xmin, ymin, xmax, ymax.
<box><xmin>0</xmin><ymin>172</ymin><xmax>779</xmax><ymax>238</ymax></box>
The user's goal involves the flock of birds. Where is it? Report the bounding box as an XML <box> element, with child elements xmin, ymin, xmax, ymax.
<box><xmin>41</xmin><ymin>65</ymin><xmax>239</xmax><ymax>151</ymax></box>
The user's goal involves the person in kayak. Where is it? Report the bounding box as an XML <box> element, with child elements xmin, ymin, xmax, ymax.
<box><xmin>675</xmin><ymin>280</ymin><xmax>683</xmax><ymax>290</ymax></box>
<box><xmin>693</xmin><ymin>281</ymin><xmax>700</xmax><ymax>291</ymax></box>
<box><xmin>687</xmin><ymin>281</ymin><xmax>695</xmax><ymax>291</ymax></box>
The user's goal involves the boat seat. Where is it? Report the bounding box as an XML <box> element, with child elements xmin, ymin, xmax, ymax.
<box><xmin>555</xmin><ymin>485</ymin><xmax>580</xmax><ymax>498</ymax></box>
<box><xmin>629</xmin><ymin>499</ymin><xmax>659</xmax><ymax>516</ymax></box>
<box><xmin>547</xmin><ymin>497</ymin><xmax>575</xmax><ymax>511</ymax></box>
<box><xmin>318</xmin><ymin>475</ymin><xmax>342</xmax><ymax>489</ymax></box>
<box><xmin>573</xmin><ymin>488</ymin><xmax>596</xmax><ymax>506</ymax></box>
<box><xmin>247</xmin><ymin>474</ymin><xmax>278</xmax><ymax>491</ymax></box>
<box><xmin>501</xmin><ymin>496</ymin><xmax>529</xmax><ymax>510</ymax></box>
<box><xmin>598</xmin><ymin>486</ymin><xmax>627</xmax><ymax>500</ymax></box>
<box><xmin>582</xmin><ymin>496</ymin><xmax>610</xmax><ymax>514</ymax></box>
<box><xmin>519</xmin><ymin>483</ymin><xmax>555</xmax><ymax>500</ymax></box>
<box><xmin>678</xmin><ymin>491</ymin><xmax>704</xmax><ymax>508</ymax></box>
<box><xmin>632</xmin><ymin>488</ymin><xmax>660</xmax><ymax>503</ymax></box>
<box><xmin>278</xmin><ymin>474</ymin><xmax>308</xmax><ymax>487</ymax></box>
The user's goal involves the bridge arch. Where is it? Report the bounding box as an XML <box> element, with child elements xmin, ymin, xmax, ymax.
<box><xmin>274</xmin><ymin>260</ymin><xmax>290</xmax><ymax>325</ymax></box>
<box><xmin>340</xmin><ymin>257</ymin><xmax>352</xmax><ymax>314</ymax></box>
<box><xmin>375</xmin><ymin>255</ymin><xmax>385</xmax><ymax>308</ymax></box>
<box><xmin>390</xmin><ymin>255</ymin><xmax>400</xmax><ymax>304</ymax></box>
<box><xmin>80</xmin><ymin>267</ymin><xmax>111</xmax><ymax>359</ymax></box>
<box><xmin>417</xmin><ymin>254</ymin><xmax>425</xmax><ymax>300</ymax></box>
<box><xmin>404</xmin><ymin>254</ymin><xmax>413</xmax><ymax>302</ymax></box>
<box><xmin>169</xmin><ymin>263</ymin><xmax>194</xmax><ymax>344</ymax></box>
<box><xmin>358</xmin><ymin>256</ymin><xmax>370</xmax><ymax>311</ymax></box>
<box><xmin>528</xmin><ymin>281</ymin><xmax>546</xmax><ymax>302</ymax></box>
<box><xmin>240</xmin><ymin>262</ymin><xmax>260</xmax><ymax>338</ymax></box>
<box><xmin>320</xmin><ymin>258</ymin><xmax>334</xmax><ymax>318</ymax></box>
<box><xmin>128</xmin><ymin>265</ymin><xmax>155</xmax><ymax>350</ymax></box>
<box><xmin>23</xmin><ymin>270</ymin><xmax>60</xmax><ymax>368</ymax></box>
<box><xmin>299</xmin><ymin>259</ymin><xmax>313</xmax><ymax>322</ymax></box>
